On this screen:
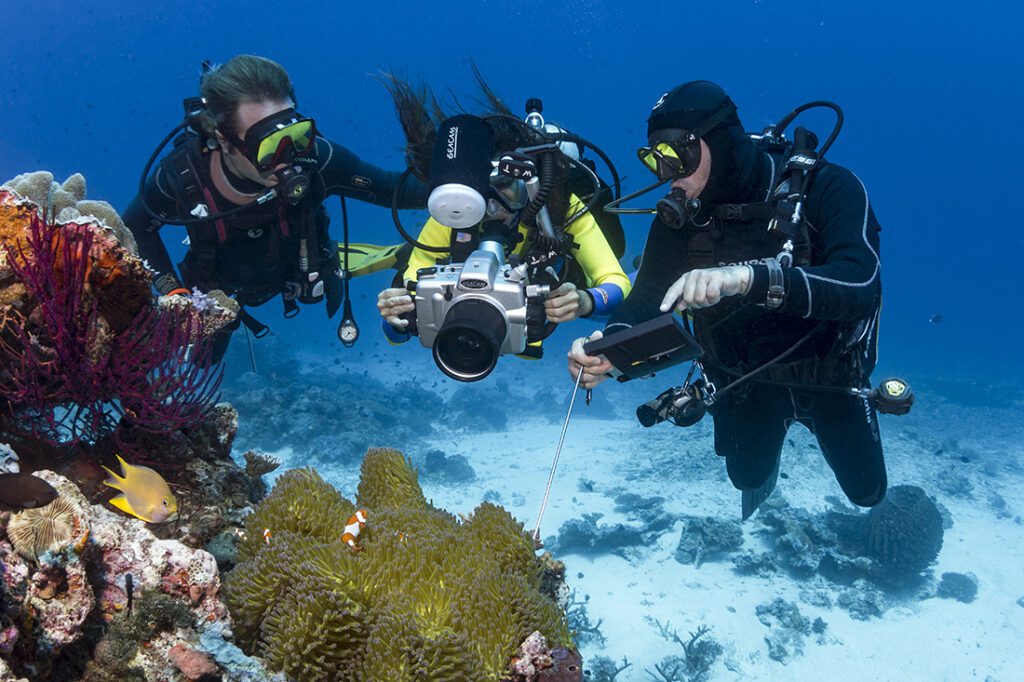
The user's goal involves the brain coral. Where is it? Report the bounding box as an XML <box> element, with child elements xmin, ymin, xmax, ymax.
<box><xmin>224</xmin><ymin>448</ymin><xmax>572</xmax><ymax>681</ymax></box>
<box><xmin>866</xmin><ymin>485</ymin><xmax>944</xmax><ymax>585</ymax></box>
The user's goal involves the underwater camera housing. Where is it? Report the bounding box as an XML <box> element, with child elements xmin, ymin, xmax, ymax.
<box><xmin>583</xmin><ymin>314</ymin><xmax>704</xmax><ymax>382</ymax></box>
<box><xmin>414</xmin><ymin>240</ymin><xmax>549</xmax><ymax>382</ymax></box>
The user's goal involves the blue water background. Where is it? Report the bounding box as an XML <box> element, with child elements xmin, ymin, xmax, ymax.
<box><xmin>0</xmin><ymin>1</ymin><xmax>1020</xmax><ymax>382</ymax></box>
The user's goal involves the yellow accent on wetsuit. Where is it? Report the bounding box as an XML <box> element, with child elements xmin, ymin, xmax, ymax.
<box><xmin>402</xmin><ymin>195</ymin><xmax>631</xmax><ymax>298</ymax></box>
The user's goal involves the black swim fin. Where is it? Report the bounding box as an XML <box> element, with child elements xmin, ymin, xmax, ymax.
<box><xmin>741</xmin><ymin>458</ymin><xmax>781</xmax><ymax>521</ymax></box>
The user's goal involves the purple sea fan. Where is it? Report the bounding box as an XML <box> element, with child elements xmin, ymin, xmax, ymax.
<box><xmin>0</xmin><ymin>206</ymin><xmax>222</xmax><ymax>445</ymax></box>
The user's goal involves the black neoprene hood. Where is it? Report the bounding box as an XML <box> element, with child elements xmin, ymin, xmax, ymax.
<box><xmin>647</xmin><ymin>80</ymin><xmax>741</xmax><ymax>137</ymax></box>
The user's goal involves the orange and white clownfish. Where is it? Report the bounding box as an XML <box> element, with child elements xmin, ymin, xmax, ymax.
<box><xmin>263</xmin><ymin>528</ymin><xmax>272</xmax><ymax>545</ymax></box>
<box><xmin>341</xmin><ymin>509</ymin><xmax>368</xmax><ymax>552</ymax></box>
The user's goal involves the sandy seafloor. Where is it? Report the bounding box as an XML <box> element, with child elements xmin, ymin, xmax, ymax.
<box><xmin>236</xmin><ymin>349</ymin><xmax>1024</xmax><ymax>682</ymax></box>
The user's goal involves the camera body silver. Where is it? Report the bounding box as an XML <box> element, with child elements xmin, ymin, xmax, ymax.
<box><xmin>414</xmin><ymin>242</ymin><xmax>542</xmax><ymax>356</ymax></box>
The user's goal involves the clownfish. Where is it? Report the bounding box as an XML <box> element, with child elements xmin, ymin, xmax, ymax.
<box><xmin>341</xmin><ymin>509</ymin><xmax>368</xmax><ymax>552</ymax></box>
<box><xmin>263</xmin><ymin>528</ymin><xmax>272</xmax><ymax>545</ymax></box>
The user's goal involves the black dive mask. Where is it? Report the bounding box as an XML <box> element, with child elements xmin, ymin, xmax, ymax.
<box><xmin>638</xmin><ymin>129</ymin><xmax>703</xmax><ymax>181</ymax></box>
<box><xmin>223</xmin><ymin>108</ymin><xmax>317</xmax><ymax>173</ymax></box>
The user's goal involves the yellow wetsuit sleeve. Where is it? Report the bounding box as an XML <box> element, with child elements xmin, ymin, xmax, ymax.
<box><xmin>564</xmin><ymin>196</ymin><xmax>631</xmax><ymax>311</ymax></box>
<box><xmin>403</xmin><ymin>218</ymin><xmax>452</xmax><ymax>285</ymax></box>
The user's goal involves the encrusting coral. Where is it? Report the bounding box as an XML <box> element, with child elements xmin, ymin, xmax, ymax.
<box><xmin>0</xmin><ymin>470</ymin><xmax>238</xmax><ymax>681</ymax></box>
<box><xmin>1</xmin><ymin>171</ymin><xmax>138</xmax><ymax>255</ymax></box>
<box><xmin>0</xmin><ymin>175</ymin><xmax>226</xmax><ymax>445</ymax></box>
<box><xmin>225</xmin><ymin>448</ymin><xmax>575</xmax><ymax>681</ymax></box>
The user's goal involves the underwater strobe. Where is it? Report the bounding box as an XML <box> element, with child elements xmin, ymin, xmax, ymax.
<box><xmin>426</xmin><ymin>114</ymin><xmax>495</xmax><ymax>229</ymax></box>
<box><xmin>413</xmin><ymin>115</ymin><xmax>545</xmax><ymax>382</ymax></box>
<box><xmin>638</xmin><ymin>374</ymin><xmax>916</xmax><ymax>429</ymax></box>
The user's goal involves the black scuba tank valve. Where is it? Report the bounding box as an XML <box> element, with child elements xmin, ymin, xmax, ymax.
<box><xmin>525</xmin><ymin>98</ymin><xmax>544</xmax><ymax>130</ymax></box>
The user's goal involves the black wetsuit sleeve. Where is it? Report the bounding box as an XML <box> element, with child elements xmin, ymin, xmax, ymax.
<box><xmin>121</xmin><ymin>166</ymin><xmax>187</xmax><ymax>294</ymax></box>
<box><xmin>314</xmin><ymin>138</ymin><xmax>427</xmax><ymax>208</ymax></box>
<box><xmin>605</xmin><ymin>217</ymin><xmax>689</xmax><ymax>334</ymax></box>
<box><xmin>741</xmin><ymin>164</ymin><xmax>881</xmax><ymax>321</ymax></box>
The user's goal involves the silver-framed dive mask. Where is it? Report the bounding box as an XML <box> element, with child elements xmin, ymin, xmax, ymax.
<box><xmin>486</xmin><ymin>166</ymin><xmax>529</xmax><ymax>220</ymax></box>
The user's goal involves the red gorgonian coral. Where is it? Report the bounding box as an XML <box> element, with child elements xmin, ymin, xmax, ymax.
<box><xmin>0</xmin><ymin>191</ymin><xmax>222</xmax><ymax>446</ymax></box>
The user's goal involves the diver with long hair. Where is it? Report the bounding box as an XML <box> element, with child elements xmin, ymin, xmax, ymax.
<box><xmin>375</xmin><ymin>71</ymin><xmax>630</xmax><ymax>361</ymax></box>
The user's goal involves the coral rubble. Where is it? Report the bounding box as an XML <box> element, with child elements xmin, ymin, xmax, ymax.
<box><xmin>674</xmin><ymin>516</ymin><xmax>744</xmax><ymax>568</ymax></box>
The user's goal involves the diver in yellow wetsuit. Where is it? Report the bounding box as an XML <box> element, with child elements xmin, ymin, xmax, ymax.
<box><xmin>375</xmin><ymin>74</ymin><xmax>631</xmax><ymax>359</ymax></box>
<box><xmin>380</xmin><ymin>197</ymin><xmax>630</xmax><ymax>338</ymax></box>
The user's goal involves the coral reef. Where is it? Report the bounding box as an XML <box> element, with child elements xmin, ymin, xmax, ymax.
<box><xmin>835</xmin><ymin>580</ymin><xmax>888</xmax><ymax>620</ymax></box>
<box><xmin>174</xmin><ymin>405</ymin><xmax>282</xmax><ymax>572</ymax></box>
<box><xmin>0</xmin><ymin>471</ymin><xmax>240</xmax><ymax>681</ymax></box>
<box><xmin>417</xmin><ymin>448</ymin><xmax>476</xmax><ymax>484</ymax></box>
<box><xmin>752</xmin><ymin>486</ymin><xmax>945</xmax><ymax>589</ymax></box>
<box><xmin>546</xmin><ymin>493</ymin><xmax>677</xmax><ymax>560</ymax></box>
<box><xmin>224</xmin><ymin>449</ymin><xmax>577</xmax><ymax>681</ymax></box>
<box><xmin>936</xmin><ymin>572</ymin><xmax>979</xmax><ymax>603</ymax></box>
<box><xmin>585</xmin><ymin>656</ymin><xmax>632</xmax><ymax>681</ymax></box>
<box><xmin>563</xmin><ymin>589</ymin><xmax>605</xmax><ymax>647</ymax></box>
<box><xmin>445</xmin><ymin>381</ymin><xmax>512</xmax><ymax>431</ymax></box>
<box><xmin>509</xmin><ymin>631</ymin><xmax>583</xmax><ymax>681</ymax></box>
<box><xmin>545</xmin><ymin>512</ymin><xmax>646</xmax><ymax>558</ymax></box>
<box><xmin>860</xmin><ymin>485</ymin><xmax>945</xmax><ymax>585</ymax></box>
<box><xmin>674</xmin><ymin>516</ymin><xmax>744</xmax><ymax>568</ymax></box>
<box><xmin>2</xmin><ymin>172</ymin><xmax>137</xmax><ymax>255</ymax></box>
<box><xmin>0</xmin><ymin>183</ymin><xmax>224</xmax><ymax>446</ymax></box>
<box><xmin>242</xmin><ymin>450</ymin><xmax>281</xmax><ymax>479</ymax></box>
<box><xmin>754</xmin><ymin>599</ymin><xmax>811</xmax><ymax>664</ymax></box>
<box><xmin>611</xmin><ymin>491</ymin><xmax>678</xmax><ymax>535</ymax></box>
<box><xmin>222</xmin><ymin>348</ymin><xmax>437</xmax><ymax>461</ymax></box>
<box><xmin>6</xmin><ymin>491</ymin><xmax>88</xmax><ymax>561</ymax></box>
<box><xmin>643</xmin><ymin>620</ymin><xmax>723</xmax><ymax>682</ymax></box>
<box><xmin>0</xmin><ymin>442</ymin><xmax>19</xmax><ymax>473</ymax></box>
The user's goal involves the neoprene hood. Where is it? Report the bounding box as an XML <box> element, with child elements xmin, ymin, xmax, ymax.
<box><xmin>647</xmin><ymin>81</ymin><xmax>741</xmax><ymax>137</ymax></box>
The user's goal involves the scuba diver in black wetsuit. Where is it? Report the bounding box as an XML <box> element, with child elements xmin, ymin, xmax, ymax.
<box><xmin>122</xmin><ymin>55</ymin><xmax>426</xmax><ymax>362</ymax></box>
<box><xmin>568</xmin><ymin>81</ymin><xmax>904</xmax><ymax>518</ymax></box>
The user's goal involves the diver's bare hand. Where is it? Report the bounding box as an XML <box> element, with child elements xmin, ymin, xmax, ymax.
<box><xmin>660</xmin><ymin>265</ymin><xmax>752</xmax><ymax>312</ymax></box>
<box><xmin>545</xmin><ymin>282</ymin><xmax>592</xmax><ymax>323</ymax></box>
<box><xmin>377</xmin><ymin>287</ymin><xmax>414</xmax><ymax>328</ymax></box>
<box><xmin>568</xmin><ymin>331</ymin><xmax>613</xmax><ymax>389</ymax></box>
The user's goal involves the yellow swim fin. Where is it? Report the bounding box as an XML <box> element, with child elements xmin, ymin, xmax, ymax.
<box><xmin>338</xmin><ymin>243</ymin><xmax>410</xmax><ymax>277</ymax></box>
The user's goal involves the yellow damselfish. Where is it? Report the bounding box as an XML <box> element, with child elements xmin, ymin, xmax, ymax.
<box><xmin>101</xmin><ymin>455</ymin><xmax>178</xmax><ymax>523</ymax></box>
